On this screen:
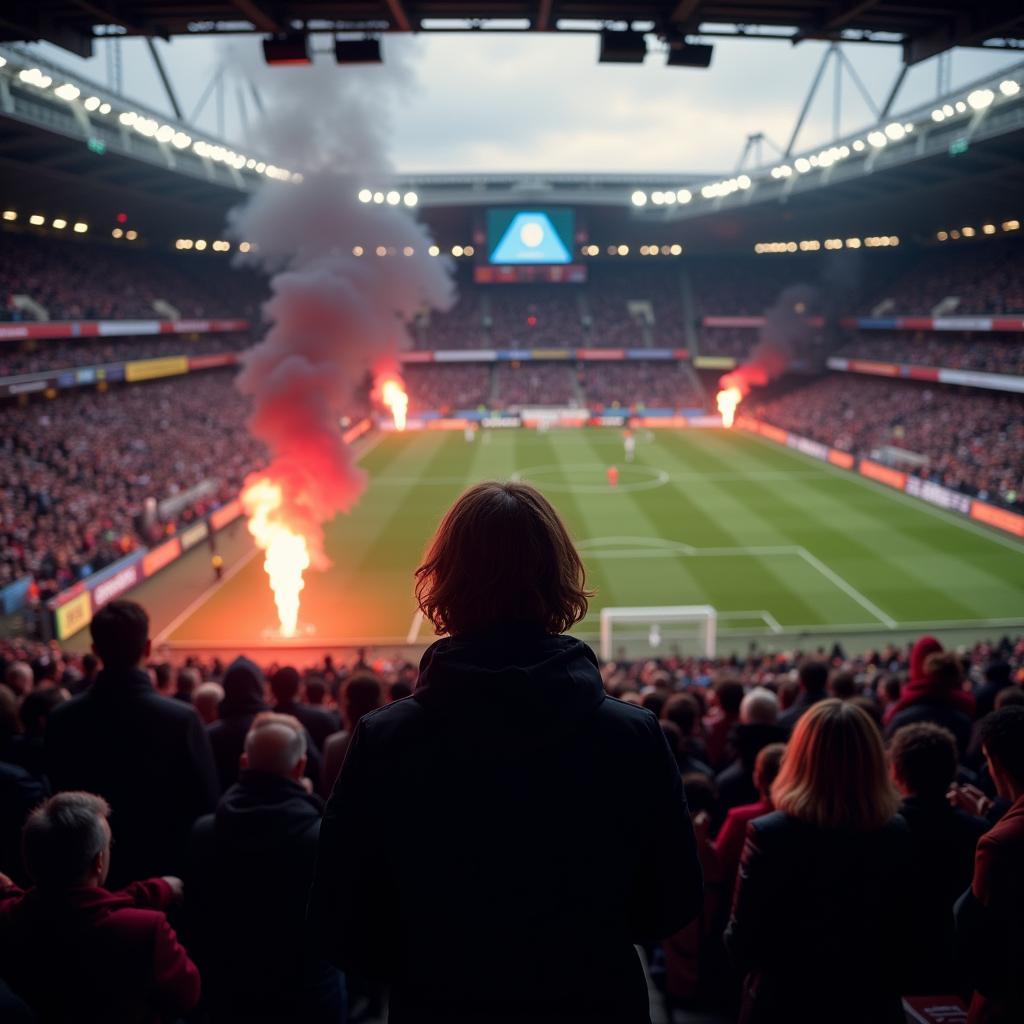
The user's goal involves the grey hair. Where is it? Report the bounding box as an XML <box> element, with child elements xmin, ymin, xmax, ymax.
<box><xmin>244</xmin><ymin>713</ymin><xmax>307</xmax><ymax>776</ymax></box>
<box><xmin>5</xmin><ymin>661</ymin><xmax>33</xmax><ymax>694</ymax></box>
<box><xmin>740</xmin><ymin>687</ymin><xmax>779</xmax><ymax>725</ymax></box>
<box><xmin>22</xmin><ymin>792</ymin><xmax>111</xmax><ymax>886</ymax></box>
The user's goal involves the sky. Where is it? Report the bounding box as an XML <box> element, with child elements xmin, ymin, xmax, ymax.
<box><xmin>27</xmin><ymin>31</ymin><xmax>1023</xmax><ymax>175</ymax></box>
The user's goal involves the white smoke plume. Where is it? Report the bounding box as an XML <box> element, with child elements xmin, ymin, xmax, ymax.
<box><xmin>225</xmin><ymin>43</ymin><xmax>454</xmax><ymax>572</ymax></box>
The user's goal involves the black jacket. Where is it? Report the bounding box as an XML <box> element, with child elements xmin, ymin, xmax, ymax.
<box><xmin>777</xmin><ymin>690</ymin><xmax>826</xmax><ymax>733</ymax></box>
<box><xmin>45</xmin><ymin>666</ymin><xmax>219</xmax><ymax>886</ymax></box>
<box><xmin>724</xmin><ymin>811</ymin><xmax>914</xmax><ymax>1024</ymax></box>
<box><xmin>309</xmin><ymin>626</ymin><xmax>703</xmax><ymax>1024</ymax></box>
<box><xmin>272</xmin><ymin>701</ymin><xmax>340</xmax><ymax>753</ymax></box>
<box><xmin>885</xmin><ymin>699</ymin><xmax>973</xmax><ymax>758</ymax></box>
<box><xmin>899</xmin><ymin>795</ymin><xmax>988</xmax><ymax>995</ymax></box>
<box><xmin>715</xmin><ymin>723</ymin><xmax>788</xmax><ymax>813</ymax></box>
<box><xmin>187</xmin><ymin>771</ymin><xmax>343</xmax><ymax>1022</ymax></box>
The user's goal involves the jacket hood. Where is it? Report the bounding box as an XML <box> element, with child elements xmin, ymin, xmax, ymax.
<box><xmin>220</xmin><ymin>656</ymin><xmax>268</xmax><ymax>718</ymax></box>
<box><xmin>909</xmin><ymin>635</ymin><xmax>943</xmax><ymax>684</ymax></box>
<box><xmin>214</xmin><ymin>771</ymin><xmax>322</xmax><ymax>851</ymax></box>
<box><xmin>414</xmin><ymin>625</ymin><xmax>605</xmax><ymax>749</ymax></box>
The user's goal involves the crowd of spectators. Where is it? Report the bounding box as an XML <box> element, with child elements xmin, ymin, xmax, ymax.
<box><xmin>403</xmin><ymin>363</ymin><xmax>491</xmax><ymax>413</ymax></box>
<box><xmin>492</xmin><ymin>362</ymin><xmax>577</xmax><ymax>407</ymax></box>
<box><xmin>837</xmin><ymin>331</ymin><xmax>1024</xmax><ymax>376</ymax></box>
<box><xmin>0</xmin><ymin>233</ymin><xmax>264</xmax><ymax>322</ymax></box>
<box><xmin>696</xmin><ymin>327</ymin><xmax>758</xmax><ymax>359</ymax></box>
<box><xmin>0</xmin><ymin>332</ymin><xmax>254</xmax><ymax>378</ymax></box>
<box><xmin>0</xmin><ymin>372</ymin><xmax>265</xmax><ymax>598</ymax></box>
<box><xmin>488</xmin><ymin>286</ymin><xmax>587</xmax><ymax>347</ymax></box>
<box><xmin>1</xmin><ymin>598</ymin><xmax>1022</xmax><ymax>1022</ymax></box>
<box><xmin>754</xmin><ymin>374</ymin><xmax>1024</xmax><ymax>511</ymax></box>
<box><xmin>579</xmin><ymin>361</ymin><xmax>703</xmax><ymax>410</ymax></box>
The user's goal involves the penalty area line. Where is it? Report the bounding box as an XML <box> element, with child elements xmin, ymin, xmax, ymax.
<box><xmin>154</xmin><ymin>543</ymin><xmax>262</xmax><ymax>646</ymax></box>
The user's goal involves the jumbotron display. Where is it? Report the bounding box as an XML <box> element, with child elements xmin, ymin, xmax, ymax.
<box><xmin>486</xmin><ymin>207</ymin><xmax>575</xmax><ymax>265</ymax></box>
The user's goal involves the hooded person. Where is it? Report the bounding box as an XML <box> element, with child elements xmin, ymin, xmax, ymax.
<box><xmin>207</xmin><ymin>657</ymin><xmax>321</xmax><ymax>793</ymax></box>
<box><xmin>885</xmin><ymin>639</ymin><xmax>975</xmax><ymax>755</ymax></box>
<box><xmin>309</xmin><ymin>482</ymin><xmax>703</xmax><ymax>1024</ymax></box>
<box><xmin>187</xmin><ymin>713</ymin><xmax>343</xmax><ymax>1022</ymax></box>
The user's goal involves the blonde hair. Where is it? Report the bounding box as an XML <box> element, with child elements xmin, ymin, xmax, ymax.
<box><xmin>771</xmin><ymin>698</ymin><xmax>899</xmax><ymax>831</ymax></box>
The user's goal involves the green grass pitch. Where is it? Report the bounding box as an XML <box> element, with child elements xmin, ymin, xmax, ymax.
<box><xmin>156</xmin><ymin>428</ymin><xmax>1024</xmax><ymax>656</ymax></box>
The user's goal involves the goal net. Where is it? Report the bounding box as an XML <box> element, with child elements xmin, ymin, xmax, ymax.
<box><xmin>598</xmin><ymin>605</ymin><xmax>717</xmax><ymax>661</ymax></box>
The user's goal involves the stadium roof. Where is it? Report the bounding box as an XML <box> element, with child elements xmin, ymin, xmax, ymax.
<box><xmin>7</xmin><ymin>3</ymin><xmax>1024</xmax><ymax>64</ymax></box>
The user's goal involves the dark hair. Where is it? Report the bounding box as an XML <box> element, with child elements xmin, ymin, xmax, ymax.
<box><xmin>798</xmin><ymin>659</ymin><xmax>829</xmax><ymax>694</ymax></box>
<box><xmin>344</xmin><ymin>673</ymin><xmax>383</xmax><ymax>731</ymax></box>
<box><xmin>90</xmin><ymin>600</ymin><xmax>149</xmax><ymax>670</ymax></box>
<box><xmin>662</xmin><ymin>693</ymin><xmax>699</xmax><ymax>736</ymax></box>
<box><xmin>389</xmin><ymin>680</ymin><xmax>413</xmax><ymax>702</ymax></box>
<box><xmin>19</xmin><ymin>688</ymin><xmax>67</xmax><ymax>737</ymax></box>
<box><xmin>995</xmin><ymin>687</ymin><xmax>1024</xmax><ymax>710</ymax></box>
<box><xmin>889</xmin><ymin>722</ymin><xmax>958</xmax><ymax>797</ymax></box>
<box><xmin>153</xmin><ymin>662</ymin><xmax>172</xmax><ymax>690</ymax></box>
<box><xmin>641</xmin><ymin>691</ymin><xmax>668</xmax><ymax>718</ymax></box>
<box><xmin>682</xmin><ymin>773</ymin><xmax>718</xmax><ymax>818</ymax></box>
<box><xmin>175</xmin><ymin>667</ymin><xmax>199</xmax><ymax>698</ymax></box>
<box><xmin>659</xmin><ymin>720</ymin><xmax>683</xmax><ymax>757</ymax></box>
<box><xmin>754</xmin><ymin>742</ymin><xmax>786</xmax><ymax>798</ymax></box>
<box><xmin>270</xmin><ymin>666</ymin><xmax>301</xmax><ymax>703</ymax></box>
<box><xmin>304</xmin><ymin>676</ymin><xmax>327</xmax><ymax>705</ymax></box>
<box><xmin>414</xmin><ymin>482</ymin><xmax>591</xmax><ymax>637</ymax></box>
<box><xmin>82</xmin><ymin>653</ymin><xmax>99</xmax><ymax>677</ymax></box>
<box><xmin>713</xmin><ymin>678</ymin><xmax>745</xmax><ymax>716</ymax></box>
<box><xmin>777</xmin><ymin>678</ymin><xmax>800</xmax><ymax>710</ymax></box>
<box><xmin>23</xmin><ymin>792</ymin><xmax>110</xmax><ymax>887</ymax></box>
<box><xmin>979</xmin><ymin>706</ymin><xmax>1024</xmax><ymax>787</ymax></box>
<box><xmin>829</xmin><ymin>671</ymin><xmax>857</xmax><ymax>700</ymax></box>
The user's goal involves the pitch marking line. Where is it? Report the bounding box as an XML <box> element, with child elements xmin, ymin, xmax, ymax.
<box><xmin>576</xmin><ymin>536</ymin><xmax>897</xmax><ymax>629</ymax></box>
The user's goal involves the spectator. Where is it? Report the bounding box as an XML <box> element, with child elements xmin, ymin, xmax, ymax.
<box><xmin>152</xmin><ymin>663</ymin><xmax>173</xmax><ymax>697</ymax></box>
<box><xmin>0</xmin><ymin>791</ymin><xmax>200</xmax><ymax>1021</ymax></box>
<box><xmin>703</xmin><ymin>678</ymin><xmax>745</xmax><ymax>770</ymax></box>
<box><xmin>207</xmin><ymin>657</ymin><xmax>270</xmax><ymax>791</ymax></box>
<box><xmin>4</xmin><ymin>662</ymin><xmax>32</xmax><ymax>699</ymax></box>
<box><xmin>174</xmin><ymin>666</ymin><xmax>200</xmax><ymax>704</ymax></box>
<box><xmin>70</xmin><ymin>652</ymin><xmax>100</xmax><ymax>695</ymax></box>
<box><xmin>886</xmin><ymin>646</ymin><xmax>975</xmax><ymax>756</ymax></box>
<box><xmin>956</xmin><ymin>706</ymin><xmax>1024</xmax><ymax>1024</ymax></box>
<box><xmin>270</xmin><ymin>666</ymin><xmax>339</xmax><ymax>751</ymax></box>
<box><xmin>777</xmin><ymin>659</ymin><xmax>829</xmax><ymax>732</ymax></box>
<box><xmin>320</xmin><ymin>672</ymin><xmax>383</xmax><ymax>797</ymax></box>
<box><xmin>0</xmin><ymin>762</ymin><xmax>47</xmax><ymax>886</ymax></box>
<box><xmin>714</xmin><ymin>742</ymin><xmax>787</xmax><ymax>898</ymax></box>
<box><xmin>716</xmin><ymin>687</ymin><xmax>786</xmax><ymax>812</ymax></box>
<box><xmin>974</xmin><ymin>660</ymin><xmax>1013</xmax><ymax>720</ymax></box>
<box><xmin>310</xmin><ymin>481</ymin><xmax>702</xmax><ymax>1023</ymax></box>
<box><xmin>889</xmin><ymin>722</ymin><xmax>988</xmax><ymax>994</ymax></box>
<box><xmin>7</xmin><ymin>687</ymin><xmax>67</xmax><ymax>778</ymax></box>
<box><xmin>187</xmin><ymin>713</ymin><xmax>344</xmax><ymax>1022</ymax></box>
<box><xmin>725</xmin><ymin>699</ymin><xmax>913</xmax><ymax>1023</ymax></box>
<box><xmin>193</xmin><ymin>681</ymin><xmax>225</xmax><ymax>725</ymax></box>
<box><xmin>45</xmin><ymin>601</ymin><xmax>219</xmax><ymax>885</ymax></box>
<box><xmin>661</xmin><ymin>693</ymin><xmax>713</xmax><ymax>776</ymax></box>
<box><xmin>828</xmin><ymin>670</ymin><xmax>858</xmax><ymax>700</ymax></box>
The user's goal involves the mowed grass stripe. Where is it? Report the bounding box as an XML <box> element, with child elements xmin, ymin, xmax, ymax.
<box><xmin>714</xmin><ymin>432</ymin><xmax>1024</xmax><ymax>621</ymax></box>
<box><xmin>677</xmin><ymin>431</ymin><xmax>985</xmax><ymax>623</ymax></box>
<box><xmin>642</xmin><ymin>431</ymin><xmax>869</xmax><ymax>626</ymax></box>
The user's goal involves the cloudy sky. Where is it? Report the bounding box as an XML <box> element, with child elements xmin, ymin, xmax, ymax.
<box><xmin>30</xmin><ymin>31</ymin><xmax>1021</xmax><ymax>175</ymax></box>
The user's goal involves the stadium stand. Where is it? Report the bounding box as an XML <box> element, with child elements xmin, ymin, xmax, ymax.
<box><xmin>836</xmin><ymin>332</ymin><xmax>1024</xmax><ymax>376</ymax></box>
<box><xmin>0</xmin><ymin>372</ymin><xmax>264</xmax><ymax>597</ymax></box>
<box><xmin>753</xmin><ymin>375</ymin><xmax>1024</xmax><ymax>511</ymax></box>
<box><xmin>492</xmin><ymin>361</ymin><xmax>577</xmax><ymax>407</ymax></box>
<box><xmin>0</xmin><ymin>233</ymin><xmax>263</xmax><ymax>322</ymax></box>
<box><xmin>403</xmin><ymin>362</ymin><xmax>491</xmax><ymax>412</ymax></box>
<box><xmin>579</xmin><ymin>361</ymin><xmax>703</xmax><ymax>410</ymax></box>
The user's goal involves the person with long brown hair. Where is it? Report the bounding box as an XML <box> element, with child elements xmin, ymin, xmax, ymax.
<box><xmin>310</xmin><ymin>481</ymin><xmax>702</xmax><ymax>1023</ymax></box>
<box><xmin>724</xmin><ymin>698</ymin><xmax>914</xmax><ymax>1024</ymax></box>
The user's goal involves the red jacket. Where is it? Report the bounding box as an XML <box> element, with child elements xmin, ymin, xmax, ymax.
<box><xmin>0</xmin><ymin>877</ymin><xmax>200</xmax><ymax>1022</ymax></box>
<box><xmin>965</xmin><ymin>795</ymin><xmax>1024</xmax><ymax>1024</ymax></box>
<box><xmin>714</xmin><ymin>799</ymin><xmax>772</xmax><ymax>900</ymax></box>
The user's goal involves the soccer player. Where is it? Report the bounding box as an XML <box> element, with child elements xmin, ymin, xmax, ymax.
<box><xmin>623</xmin><ymin>430</ymin><xmax>636</xmax><ymax>463</ymax></box>
<box><xmin>607</xmin><ymin>466</ymin><xmax>619</xmax><ymax>488</ymax></box>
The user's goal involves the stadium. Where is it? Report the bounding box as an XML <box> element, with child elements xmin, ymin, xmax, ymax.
<box><xmin>2</xmin><ymin>3</ymin><xmax>1024</xmax><ymax>1023</ymax></box>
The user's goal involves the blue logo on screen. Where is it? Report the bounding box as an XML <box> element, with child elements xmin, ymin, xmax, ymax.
<box><xmin>491</xmin><ymin>212</ymin><xmax>571</xmax><ymax>265</ymax></box>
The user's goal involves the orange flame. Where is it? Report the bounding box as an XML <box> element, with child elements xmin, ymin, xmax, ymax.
<box><xmin>241</xmin><ymin>477</ymin><xmax>311</xmax><ymax>637</ymax></box>
<box><xmin>379</xmin><ymin>376</ymin><xmax>409</xmax><ymax>431</ymax></box>
<box><xmin>716</xmin><ymin>385</ymin><xmax>743</xmax><ymax>428</ymax></box>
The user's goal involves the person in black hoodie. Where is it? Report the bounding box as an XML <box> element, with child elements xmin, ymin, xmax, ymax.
<box><xmin>270</xmin><ymin>666</ymin><xmax>339</xmax><ymax>752</ymax></box>
<box><xmin>310</xmin><ymin>481</ymin><xmax>703</xmax><ymax>1024</ymax></box>
<box><xmin>44</xmin><ymin>600</ymin><xmax>219</xmax><ymax>887</ymax></box>
<box><xmin>187</xmin><ymin>712</ymin><xmax>344</xmax><ymax>1022</ymax></box>
<box><xmin>207</xmin><ymin>657</ymin><xmax>321</xmax><ymax>793</ymax></box>
<box><xmin>716</xmin><ymin>687</ymin><xmax>787</xmax><ymax>812</ymax></box>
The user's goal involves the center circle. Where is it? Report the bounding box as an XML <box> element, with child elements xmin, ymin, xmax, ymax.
<box><xmin>510</xmin><ymin>463</ymin><xmax>669</xmax><ymax>494</ymax></box>
<box><xmin>519</xmin><ymin>222</ymin><xmax>544</xmax><ymax>248</ymax></box>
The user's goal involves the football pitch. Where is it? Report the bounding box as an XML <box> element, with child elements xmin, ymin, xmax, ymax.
<box><xmin>154</xmin><ymin>428</ymin><xmax>1024</xmax><ymax>657</ymax></box>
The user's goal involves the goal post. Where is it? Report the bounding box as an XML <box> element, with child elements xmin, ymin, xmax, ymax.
<box><xmin>599</xmin><ymin>605</ymin><xmax>717</xmax><ymax>660</ymax></box>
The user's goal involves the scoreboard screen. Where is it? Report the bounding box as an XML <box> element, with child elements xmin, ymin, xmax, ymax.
<box><xmin>486</xmin><ymin>208</ymin><xmax>575</xmax><ymax>266</ymax></box>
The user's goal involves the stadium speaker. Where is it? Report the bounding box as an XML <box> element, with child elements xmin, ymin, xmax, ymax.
<box><xmin>335</xmin><ymin>39</ymin><xmax>383</xmax><ymax>64</ymax></box>
<box><xmin>666</xmin><ymin>41</ymin><xmax>714</xmax><ymax>68</ymax></box>
<box><xmin>262</xmin><ymin>33</ymin><xmax>312</xmax><ymax>66</ymax></box>
<box><xmin>598</xmin><ymin>30</ymin><xmax>647</xmax><ymax>64</ymax></box>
